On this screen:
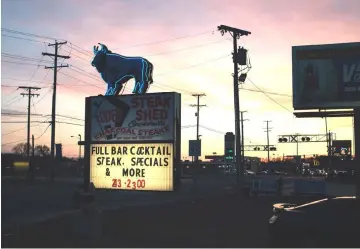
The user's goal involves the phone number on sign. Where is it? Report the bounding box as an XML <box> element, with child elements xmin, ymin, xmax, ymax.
<box><xmin>112</xmin><ymin>179</ymin><xmax>146</xmax><ymax>190</ymax></box>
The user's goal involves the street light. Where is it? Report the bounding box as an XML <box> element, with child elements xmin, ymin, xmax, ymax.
<box><xmin>71</xmin><ymin>134</ymin><xmax>82</xmax><ymax>161</ymax></box>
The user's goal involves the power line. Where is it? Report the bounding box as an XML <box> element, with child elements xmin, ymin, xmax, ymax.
<box><xmin>2</xmin><ymin>123</ymin><xmax>43</xmax><ymax>136</ymax></box>
<box><xmin>1</xmin><ymin>138</ymin><xmax>27</xmax><ymax>147</ymax></box>
<box><xmin>2</xmin><ymin>112</ymin><xmax>85</xmax><ymax>122</ymax></box>
<box><xmin>247</xmin><ymin>77</ymin><xmax>293</xmax><ymax>114</ymax></box>
<box><xmin>2</xmin><ymin>60</ymin><xmax>51</xmax><ymax>66</ymax></box>
<box><xmin>72</xmin><ymin>30</ymin><xmax>216</xmax><ymax>53</ymax></box>
<box><xmin>1</xmin><ymin>120</ymin><xmax>83</xmax><ymax>126</ymax></box>
<box><xmin>33</xmin><ymin>88</ymin><xmax>52</xmax><ymax>105</ymax></box>
<box><xmin>2</xmin><ymin>96</ymin><xmax>23</xmax><ymax>108</ymax></box>
<box><xmin>155</xmin><ymin>54</ymin><xmax>231</xmax><ymax>78</ymax></box>
<box><xmin>68</xmin><ymin>38</ymin><xmax>228</xmax><ymax>59</ymax></box>
<box><xmin>1</xmin><ymin>28</ymin><xmax>66</xmax><ymax>42</ymax></box>
<box><xmin>240</xmin><ymin>86</ymin><xmax>291</xmax><ymax>97</ymax></box>
<box><xmin>1</xmin><ymin>123</ymin><xmax>52</xmax><ymax>147</ymax></box>
<box><xmin>2</xmin><ymin>84</ymin><xmax>50</xmax><ymax>89</ymax></box>
<box><xmin>2</xmin><ymin>53</ymin><xmax>53</xmax><ymax>63</ymax></box>
<box><xmin>1</xmin><ymin>77</ymin><xmax>52</xmax><ymax>84</ymax></box>
<box><xmin>145</xmin><ymin>39</ymin><xmax>228</xmax><ymax>57</ymax></box>
<box><xmin>1</xmin><ymin>34</ymin><xmax>46</xmax><ymax>43</ymax></box>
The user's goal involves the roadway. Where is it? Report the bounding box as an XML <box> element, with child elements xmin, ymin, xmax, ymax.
<box><xmin>1</xmin><ymin>174</ymin><xmax>237</xmax><ymax>229</ymax></box>
<box><xmin>2</xmin><ymin>174</ymin><xmax>356</xmax><ymax>230</ymax></box>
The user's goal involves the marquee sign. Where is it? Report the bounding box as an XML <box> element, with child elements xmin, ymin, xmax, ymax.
<box><xmin>90</xmin><ymin>92</ymin><xmax>180</xmax><ymax>142</ymax></box>
<box><xmin>90</xmin><ymin>143</ymin><xmax>174</xmax><ymax>191</ymax></box>
<box><xmin>82</xmin><ymin>92</ymin><xmax>181</xmax><ymax>192</ymax></box>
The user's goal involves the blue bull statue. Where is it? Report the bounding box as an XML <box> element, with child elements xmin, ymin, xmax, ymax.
<box><xmin>91</xmin><ymin>43</ymin><xmax>154</xmax><ymax>95</ymax></box>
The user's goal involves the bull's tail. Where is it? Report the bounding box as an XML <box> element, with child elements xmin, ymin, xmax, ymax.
<box><xmin>148</xmin><ymin>62</ymin><xmax>154</xmax><ymax>84</ymax></box>
<box><xmin>143</xmin><ymin>59</ymin><xmax>153</xmax><ymax>84</ymax></box>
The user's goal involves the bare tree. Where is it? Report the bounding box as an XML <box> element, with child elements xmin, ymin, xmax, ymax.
<box><xmin>34</xmin><ymin>145</ymin><xmax>50</xmax><ymax>156</ymax></box>
<box><xmin>12</xmin><ymin>143</ymin><xmax>30</xmax><ymax>156</ymax></box>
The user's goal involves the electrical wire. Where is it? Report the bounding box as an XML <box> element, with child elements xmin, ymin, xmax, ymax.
<box><xmin>1</xmin><ymin>34</ymin><xmax>46</xmax><ymax>43</ymax></box>
<box><xmin>67</xmin><ymin>30</ymin><xmax>216</xmax><ymax>54</ymax></box>
<box><xmin>1</xmin><ymin>77</ymin><xmax>52</xmax><ymax>83</ymax></box>
<box><xmin>2</xmin><ymin>111</ymin><xmax>85</xmax><ymax>122</ymax></box>
<box><xmin>34</xmin><ymin>124</ymin><xmax>51</xmax><ymax>139</ymax></box>
<box><xmin>247</xmin><ymin>78</ymin><xmax>293</xmax><ymax>114</ymax></box>
<box><xmin>2</xmin><ymin>96</ymin><xmax>23</xmax><ymax>108</ymax></box>
<box><xmin>240</xmin><ymin>86</ymin><xmax>291</xmax><ymax>97</ymax></box>
<box><xmin>1</xmin><ymin>28</ymin><xmax>65</xmax><ymax>42</ymax></box>
<box><xmin>2</xmin><ymin>123</ymin><xmax>43</xmax><ymax>136</ymax></box>
<box><xmin>1</xmin><ymin>53</ymin><xmax>53</xmax><ymax>64</ymax></box>
<box><xmin>2</xmin><ymin>60</ymin><xmax>50</xmax><ymax>66</ymax></box>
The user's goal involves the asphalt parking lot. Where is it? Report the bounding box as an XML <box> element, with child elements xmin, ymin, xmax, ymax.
<box><xmin>2</xmin><ymin>192</ymin><xmax>323</xmax><ymax>248</ymax></box>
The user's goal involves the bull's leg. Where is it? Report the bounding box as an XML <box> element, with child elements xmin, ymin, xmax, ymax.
<box><xmin>105</xmin><ymin>83</ymin><xmax>114</xmax><ymax>96</ymax></box>
<box><xmin>140</xmin><ymin>81</ymin><xmax>149</xmax><ymax>94</ymax></box>
<box><xmin>132</xmin><ymin>82</ymin><xmax>141</xmax><ymax>94</ymax></box>
<box><xmin>114</xmin><ymin>82</ymin><xmax>123</xmax><ymax>96</ymax></box>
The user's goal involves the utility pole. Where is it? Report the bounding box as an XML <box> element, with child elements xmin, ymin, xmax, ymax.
<box><xmin>32</xmin><ymin>135</ymin><xmax>35</xmax><ymax>156</ymax></box>
<box><xmin>240</xmin><ymin>111</ymin><xmax>249</xmax><ymax>167</ymax></box>
<box><xmin>190</xmin><ymin>93</ymin><xmax>207</xmax><ymax>141</ymax></box>
<box><xmin>19</xmin><ymin>86</ymin><xmax>40</xmax><ymax>157</ymax></box>
<box><xmin>42</xmin><ymin>41</ymin><xmax>70</xmax><ymax>182</ymax></box>
<box><xmin>218</xmin><ymin>25</ymin><xmax>251</xmax><ymax>189</ymax></box>
<box><xmin>189</xmin><ymin>93</ymin><xmax>206</xmax><ymax>188</ymax></box>
<box><xmin>190</xmin><ymin>93</ymin><xmax>206</xmax><ymax>163</ymax></box>
<box><xmin>264</xmin><ymin>120</ymin><xmax>272</xmax><ymax>163</ymax></box>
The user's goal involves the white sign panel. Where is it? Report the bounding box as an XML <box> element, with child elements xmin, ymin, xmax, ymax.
<box><xmin>90</xmin><ymin>143</ymin><xmax>173</xmax><ymax>191</ymax></box>
<box><xmin>90</xmin><ymin>93</ymin><xmax>177</xmax><ymax>141</ymax></box>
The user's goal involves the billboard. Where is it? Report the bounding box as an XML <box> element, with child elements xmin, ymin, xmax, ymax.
<box><xmin>292</xmin><ymin>42</ymin><xmax>360</xmax><ymax>110</ymax></box>
<box><xmin>90</xmin><ymin>143</ymin><xmax>173</xmax><ymax>191</ymax></box>
<box><xmin>89</xmin><ymin>92</ymin><xmax>180</xmax><ymax>141</ymax></box>
<box><xmin>332</xmin><ymin>140</ymin><xmax>352</xmax><ymax>156</ymax></box>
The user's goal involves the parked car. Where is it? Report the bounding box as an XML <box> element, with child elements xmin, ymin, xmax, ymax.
<box><xmin>268</xmin><ymin>196</ymin><xmax>359</xmax><ymax>247</ymax></box>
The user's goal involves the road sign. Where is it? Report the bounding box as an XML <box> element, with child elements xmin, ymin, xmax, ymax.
<box><xmin>189</xmin><ymin>140</ymin><xmax>201</xmax><ymax>156</ymax></box>
<box><xmin>314</xmin><ymin>160</ymin><xmax>320</xmax><ymax>166</ymax></box>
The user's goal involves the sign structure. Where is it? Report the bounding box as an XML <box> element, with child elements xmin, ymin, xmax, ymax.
<box><xmin>83</xmin><ymin>92</ymin><xmax>181</xmax><ymax>192</ymax></box>
<box><xmin>90</xmin><ymin>92</ymin><xmax>178</xmax><ymax>142</ymax></box>
<box><xmin>332</xmin><ymin>140</ymin><xmax>352</xmax><ymax>156</ymax></box>
<box><xmin>189</xmin><ymin>140</ymin><xmax>201</xmax><ymax>157</ymax></box>
<box><xmin>292</xmin><ymin>42</ymin><xmax>360</xmax><ymax>110</ymax></box>
<box><xmin>90</xmin><ymin>143</ymin><xmax>173</xmax><ymax>191</ymax></box>
<box><xmin>91</xmin><ymin>43</ymin><xmax>154</xmax><ymax>95</ymax></box>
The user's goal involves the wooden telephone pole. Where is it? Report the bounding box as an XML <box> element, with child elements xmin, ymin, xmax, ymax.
<box><xmin>42</xmin><ymin>41</ymin><xmax>70</xmax><ymax>182</ymax></box>
<box><xmin>217</xmin><ymin>25</ymin><xmax>251</xmax><ymax>188</ymax></box>
<box><xmin>19</xmin><ymin>86</ymin><xmax>40</xmax><ymax>157</ymax></box>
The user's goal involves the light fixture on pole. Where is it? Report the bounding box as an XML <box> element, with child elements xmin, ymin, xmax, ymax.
<box><xmin>71</xmin><ymin>134</ymin><xmax>82</xmax><ymax>161</ymax></box>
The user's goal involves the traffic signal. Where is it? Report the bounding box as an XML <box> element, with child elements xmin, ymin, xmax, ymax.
<box><xmin>224</xmin><ymin>132</ymin><xmax>235</xmax><ymax>162</ymax></box>
<box><xmin>225</xmin><ymin>148</ymin><xmax>234</xmax><ymax>161</ymax></box>
<box><xmin>278</xmin><ymin>137</ymin><xmax>288</xmax><ymax>143</ymax></box>
<box><xmin>269</xmin><ymin>146</ymin><xmax>277</xmax><ymax>151</ymax></box>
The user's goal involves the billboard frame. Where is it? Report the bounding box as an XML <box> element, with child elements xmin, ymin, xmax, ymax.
<box><xmin>292</xmin><ymin>42</ymin><xmax>360</xmax><ymax>111</ymax></box>
<box><xmin>80</xmin><ymin>92</ymin><xmax>181</xmax><ymax>192</ymax></box>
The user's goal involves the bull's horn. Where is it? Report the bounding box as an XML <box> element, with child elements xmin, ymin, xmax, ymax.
<box><xmin>98</xmin><ymin>43</ymin><xmax>109</xmax><ymax>52</ymax></box>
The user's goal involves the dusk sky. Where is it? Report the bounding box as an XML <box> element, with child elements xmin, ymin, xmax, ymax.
<box><xmin>1</xmin><ymin>0</ymin><xmax>360</xmax><ymax>159</ymax></box>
